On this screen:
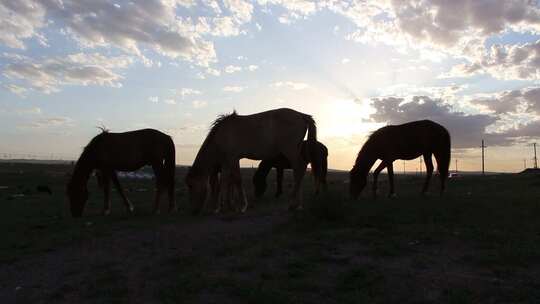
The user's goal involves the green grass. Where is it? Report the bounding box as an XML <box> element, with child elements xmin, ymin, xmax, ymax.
<box><xmin>1</xmin><ymin>163</ymin><xmax>540</xmax><ymax>303</ymax></box>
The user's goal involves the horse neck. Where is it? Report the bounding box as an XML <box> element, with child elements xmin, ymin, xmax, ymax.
<box><xmin>71</xmin><ymin>151</ymin><xmax>96</xmax><ymax>187</ymax></box>
<box><xmin>192</xmin><ymin>139</ymin><xmax>220</xmax><ymax>178</ymax></box>
<box><xmin>353</xmin><ymin>145</ymin><xmax>378</xmax><ymax>177</ymax></box>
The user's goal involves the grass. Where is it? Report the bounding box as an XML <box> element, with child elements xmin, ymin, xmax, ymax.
<box><xmin>1</xmin><ymin>162</ymin><xmax>540</xmax><ymax>303</ymax></box>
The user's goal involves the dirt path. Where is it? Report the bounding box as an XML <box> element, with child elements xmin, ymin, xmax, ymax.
<box><xmin>0</xmin><ymin>210</ymin><xmax>290</xmax><ymax>303</ymax></box>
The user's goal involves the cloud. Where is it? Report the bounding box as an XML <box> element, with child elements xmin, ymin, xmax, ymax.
<box><xmin>224</xmin><ymin>65</ymin><xmax>243</xmax><ymax>73</ymax></box>
<box><xmin>223</xmin><ymin>85</ymin><xmax>246</xmax><ymax>92</ymax></box>
<box><xmin>258</xmin><ymin>0</ymin><xmax>318</xmax><ymax>24</ymax></box>
<box><xmin>341</xmin><ymin>58</ymin><xmax>350</xmax><ymax>64</ymax></box>
<box><xmin>271</xmin><ymin>81</ymin><xmax>310</xmax><ymax>90</ymax></box>
<box><xmin>192</xmin><ymin>100</ymin><xmax>208</xmax><ymax>108</ymax></box>
<box><xmin>3</xmin><ymin>83</ymin><xmax>28</xmax><ymax>97</ymax></box>
<box><xmin>24</xmin><ymin>116</ymin><xmax>73</xmax><ymax>129</ymax></box>
<box><xmin>2</xmin><ymin>52</ymin><xmax>132</xmax><ymax>94</ymax></box>
<box><xmin>247</xmin><ymin>64</ymin><xmax>259</xmax><ymax>71</ymax></box>
<box><xmin>148</xmin><ymin>96</ymin><xmax>159</xmax><ymax>103</ymax></box>
<box><xmin>448</xmin><ymin>40</ymin><xmax>540</xmax><ymax>80</ymax></box>
<box><xmin>470</xmin><ymin>86</ymin><xmax>540</xmax><ymax>115</ymax></box>
<box><xmin>176</xmin><ymin>88</ymin><xmax>202</xmax><ymax>98</ymax></box>
<box><xmin>0</xmin><ymin>0</ymin><xmax>220</xmax><ymax>66</ymax></box>
<box><xmin>163</xmin><ymin>98</ymin><xmax>177</xmax><ymax>105</ymax></box>
<box><xmin>0</xmin><ymin>0</ymin><xmax>47</xmax><ymax>49</ymax></box>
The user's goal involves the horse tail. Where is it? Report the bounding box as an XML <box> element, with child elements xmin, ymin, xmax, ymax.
<box><xmin>302</xmin><ymin>114</ymin><xmax>317</xmax><ymax>142</ymax></box>
<box><xmin>434</xmin><ymin>126</ymin><xmax>451</xmax><ymax>179</ymax></box>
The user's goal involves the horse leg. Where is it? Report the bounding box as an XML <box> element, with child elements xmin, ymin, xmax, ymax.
<box><xmin>387</xmin><ymin>161</ymin><xmax>396</xmax><ymax>198</ymax></box>
<box><xmin>209</xmin><ymin>168</ymin><xmax>221</xmax><ymax>213</ymax></box>
<box><xmin>111</xmin><ymin>171</ymin><xmax>134</xmax><ymax>214</ymax></box>
<box><xmin>218</xmin><ymin>164</ymin><xmax>233</xmax><ymax>213</ymax></box>
<box><xmin>275</xmin><ymin>167</ymin><xmax>284</xmax><ymax>198</ymax></box>
<box><xmin>167</xmin><ymin>170</ymin><xmax>177</xmax><ymax>213</ymax></box>
<box><xmin>101</xmin><ymin>170</ymin><xmax>112</xmax><ymax>216</ymax></box>
<box><xmin>232</xmin><ymin>162</ymin><xmax>248</xmax><ymax>213</ymax></box>
<box><xmin>434</xmin><ymin>152</ymin><xmax>449</xmax><ymax>195</ymax></box>
<box><xmin>422</xmin><ymin>153</ymin><xmax>434</xmax><ymax>195</ymax></box>
<box><xmin>372</xmin><ymin>162</ymin><xmax>386</xmax><ymax>199</ymax></box>
<box><xmin>152</xmin><ymin>164</ymin><xmax>165</xmax><ymax>215</ymax></box>
<box><xmin>290</xmin><ymin>158</ymin><xmax>307</xmax><ymax>210</ymax></box>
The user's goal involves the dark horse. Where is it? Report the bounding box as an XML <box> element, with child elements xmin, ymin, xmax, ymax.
<box><xmin>349</xmin><ymin>120</ymin><xmax>450</xmax><ymax>199</ymax></box>
<box><xmin>253</xmin><ymin>140</ymin><xmax>328</xmax><ymax>198</ymax></box>
<box><xmin>185</xmin><ymin>108</ymin><xmax>317</xmax><ymax>214</ymax></box>
<box><xmin>66</xmin><ymin>129</ymin><xmax>176</xmax><ymax>217</ymax></box>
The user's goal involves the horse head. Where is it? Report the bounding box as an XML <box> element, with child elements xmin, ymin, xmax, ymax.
<box><xmin>185</xmin><ymin>169</ymin><xmax>208</xmax><ymax>215</ymax></box>
<box><xmin>66</xmin><ymin>181</ymin><xmax>89</xmax><ymax>217</ymax></box>
<box><xmin>349</xmin><ymin>166</ymin><xmax>367</xmax><ymax>200</ymax></box>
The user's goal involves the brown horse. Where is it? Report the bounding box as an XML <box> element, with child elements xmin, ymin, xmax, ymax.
<box><xmin>66</xmin><ymin>128</ymin><xmax>176</xmax><ymax>217</ymax></box>
<box><xmin>185</xmin><ymin>108</ymin><xmax>317</xmax><ymax>214</ymax></box>
<box><xmin>349</xmin><ymin>120</ymin><xmax>450</xmax><ymax>199</ymax></box>
<box><xmin>253</xmin><ymin>140</ymin><xmax>328</xmax><ymax>198</ymax></box>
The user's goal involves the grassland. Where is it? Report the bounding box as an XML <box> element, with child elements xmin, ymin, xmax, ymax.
<box><xmin>0</xmin><ymin>162</ymin><xmax>540</xmax><ymax>303</ymax></box>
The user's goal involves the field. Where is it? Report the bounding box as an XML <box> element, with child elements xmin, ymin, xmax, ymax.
<box><xmin>1</xmin><ymin>162</ymin><xmax>540</xmax><ymax>303</ymax></box>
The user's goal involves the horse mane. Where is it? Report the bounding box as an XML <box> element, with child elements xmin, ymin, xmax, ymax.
<box><xmin>208</xmin><ymin>110</ymin><xmax>238</xmax><ymax>137</ymax></box>
<box><xmin>187</xmin><ymin>111</ymin><xmax>238</xmax><ymax>178</ymax></box>
<box><xmin>69</xmin><ymin>128</ymin><xmax>110</xmax><ymax>187</ymax></box>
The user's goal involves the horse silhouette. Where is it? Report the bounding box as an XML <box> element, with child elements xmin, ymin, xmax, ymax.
<box><xmin>350</xmin><ymin>120</ymin><xmax>451</xmax><ymax>199</ymax></box>
<box><xmin>66</xmin><ymin>128</ymin><xmax>176</xmax><ymax>217</ymax></box>
<box><xmin>185</xmin><ymin>108</ymin><xmax>317</xmax><ymax>214</ymax></box>
<box><xmin>253</xmin><ymin>140</ymin><xmax>328</xmax><ymax>198</ymax></box>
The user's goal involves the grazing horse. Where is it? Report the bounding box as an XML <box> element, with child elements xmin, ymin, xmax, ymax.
<box><xmin>349</xmin><ymin>120</ymin><xmax>450</xmax><ymax>199</ymax></box>
<box><xmin>66</xmin><ymin>128</ymin><xmax>176</xmax><ymax>217</ymax></box>
<box><xmin>253</xmin><ymin>140</ymin><xmax>328</xmax><ymax>198</ymax></box>
<box><xmin>185</xmin><ymin>108</ymin><xmax>317</xmax><ymax>214</ymax></box>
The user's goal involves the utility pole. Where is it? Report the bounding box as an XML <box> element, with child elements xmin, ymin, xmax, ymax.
<box><xmin>481</xmin><ymin>139</ymin><xmax>486</xmax><ymax>175</ymax></box>
<box><xmin>524</xmin><ymin>159</ymin><xmax>527</xmax><ymax>170</ymax></box>
<box><xmin>403</xmin><ymin>160</ymin><xmax>405</xmax><ymax>175</ymax></box>
<box><xmin>455</xmin><ymin>159</ymin><xmax>458</xmax><ymax>173</ymax></box>
<box><xmin>534</xmin><ymin>143</ymin><xmax>538</xmax><ymax>169</ymax></box>
<box><xmin>419</xmin><ymin>157</ymin><xmax>423</xmax><ymax>174</ymax></box>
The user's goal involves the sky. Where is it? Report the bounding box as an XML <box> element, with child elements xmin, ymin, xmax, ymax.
<box><xmin>0</xmin><ymin>0</ymin><xmax>540</xmax><ymax>172</ymax></box>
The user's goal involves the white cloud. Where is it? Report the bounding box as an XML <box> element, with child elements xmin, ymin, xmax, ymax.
<box><xmin>148</xmin><ymin>96</ymin><xmax>159</xmax><ymax>103</ymax></box>
<box><xmin>341</xmin><ymin>58</ymin><xmax>350</xmax><ymax>64</ymax></box>
<box><xmin>176</xmin><ymin>88</ymin><xmax>202</xmax><ymax>98</ymax></box>
<box><xmin>0</xmin><ymin>0</ymin><xmax>47</xmax><ymax>49</ymax></box>
<box><xmin>164</xmin><ymin>98</ymin><xmax>177</xmax><ymax>105</ymax></box>
<box><xmin>247</xmin><ymin>64</ymin><xmax>259</xmax><ymax>71</ymax></box>
<box><xmin>271</xmin><ymin>81</ymin><xmax>310</xmax><ymax>90</ymax></box>
<box><xmin>25</xmin><ymin>117</ymin><xmax>73</xmax><ymax>129</ymax></box>
<box><xmin>225</xmin><ymin>65</ymin><xmax>243</xmax><ymax>73</ymax></box>
<box><xmin>3</xmin><ymin>83</ymin><xmax>28</xmax><ymax>97</ymax></box>
<box><xmin>223</xmin><ymin>85</ymin><xmax>246</xmax><ymax>92</ymax></box>
<box><xmin>2</xmin><ymin>52</ymin><xmax>132</xmax><ymax>94</ymax></box>
<box><xmin>448</xmin><ymin>40</ymin><xmax>540</xmax><ymax>80</ymax></box>
<box><xmin>205</xmin><ymin>67</ymin><xmax>221</xmax><ymax>76</ymax></box>
<box><xmin>0</xmin><ymin>0</ymin><xmax>218</xmax><ymax>66</ymax></box>
<box><xmin>192</xmin><ymin>100</ymin><xmax>208</xmax><ymax>108</ymax></box>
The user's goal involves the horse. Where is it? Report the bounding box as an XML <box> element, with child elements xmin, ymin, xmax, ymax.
<box><xmin>253</xmin><ymin>140</ymin><xmax>328</xmax><ymax>198</ymax></box>
<box><xmin>185</xmin><ymin>108</ymin><xmax>317</xmax><ymax>214</ymax></box>
<box><xmin>66</xmin><ymin>128</ymin><xmax>176</xmax><ymax>217</ymax></box>
<box><xmin>349</xmin><ymin>120</ymin><xmax>450</xmax><ymax>199</ymax></box>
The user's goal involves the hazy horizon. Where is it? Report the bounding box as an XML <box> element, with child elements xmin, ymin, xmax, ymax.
<box><xmin>1</xmin><ymin>1</ymin><xmax>540</xmax><ymax>173</ymax></box>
